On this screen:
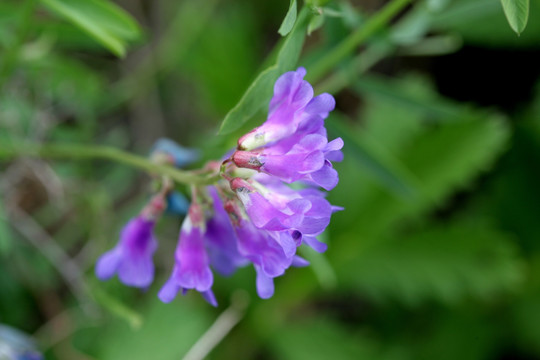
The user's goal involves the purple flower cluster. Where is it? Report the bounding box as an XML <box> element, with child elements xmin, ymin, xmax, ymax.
<box><xmin>234</xmin><ymin>67</ymin><xmax>343</xmax><ymax>191</ymax></box>
<box><xmin>95</xmin><ymin>68</ymin><xmax>342</xmax><ymax>305</ymax></box>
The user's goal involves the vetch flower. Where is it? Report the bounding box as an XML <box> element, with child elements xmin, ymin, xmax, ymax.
<box><xmin>237</xmin><ymin>67</ymin><xmax>336</xmax><ymax>151</ymax></box>
<box><xmin>95</xmin><ymin>67</ymin><xmax>342</xmax><ymax>306</ymax></box>
<box><xmin>223</xmin><ymin>197</ymin><xmax>296</xmax><ymax>298</ymax></box>
<box><xmin>205</xmin><ymin>186</ymin><xmax>248</xmax><ymax>276</ymax></box>
<box><xmin>95</xmin><ymin>195</ymin><xmax>165</xmax><ymax>288</ymax></box>
<box><xmin>230</xmin><ymin>176</ymin><xmax>333</xmax><ymax>236</ymax></box>
<box><xmin>233</xmin><ymin>67</ymin><xmax>343</xmax><ymax>190</ymax></box>
<box><xmin>209</xmin><ymin>67</ymin><xmax>344</xmax><ymax>300</ymax></box>
<box><xmin>233</xmin><ymin>135</ymin><xmax>343</xmax><ymax>190</ymax></box>
<box><xmin>158</xmin><ymin>199</ymin><xmax>216</xmax><ymax>306</ymax></box>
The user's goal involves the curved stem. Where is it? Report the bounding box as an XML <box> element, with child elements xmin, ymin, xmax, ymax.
<box><xmin>0</xmin><ymin>143</ymin><xmax>216</xmax><ymax>185</ymax></box>
<box><xmin>306</xmin><ymin>0</ymin><xmax>412</xmax><ymax>83</ymax></box>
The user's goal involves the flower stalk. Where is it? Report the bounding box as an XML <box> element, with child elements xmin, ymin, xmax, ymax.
<box><xmin>0</xmin><ymin>142</ymin><xmax>217</xmax><ymax>185</ymax></box>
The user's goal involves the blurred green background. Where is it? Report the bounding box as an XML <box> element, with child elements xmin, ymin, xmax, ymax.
<box><xmin>2</xmin><ymin>0</ymin><xmax>540</xmax><ymax>359</ymax></box>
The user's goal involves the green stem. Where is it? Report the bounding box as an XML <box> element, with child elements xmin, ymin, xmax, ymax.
<box><xmin>0</xmin><ymin>143</ymin><xmax>217</xmax><ymax>185</ymax></box>
<box><xmin>315</xmin><ymin>42</ymin><xmax>393</xmax><ymax>94</ymax></box>
<box><xmin>306</xmin><ymin>0</ymin><xmax>412</xmax><ymax>82</ymax></box>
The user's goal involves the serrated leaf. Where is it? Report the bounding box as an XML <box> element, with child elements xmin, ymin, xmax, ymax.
<box><xmin>404</xmin><ymin>114</ymin><xmax>509</xmax><ymax>202</ymax></box>
<box><xmin>327</xmin><ymin>114</ymin><xmax>419</xmax><ymax>199</ymax></box>
<box><xmin>353</xmin><ymin>75</ymin><xmax>462</xmax><ymax>120</ymax></box>
<box><xmin>278</xmin><ymin>0</ymin><xmax>297</xmax><ymax>36</ymax></box>
<box><xmin>331</xmin><ymin>76</ymin><xmax>511</xmax><ymax>258</ymax></box>
<box><xmin>501</xmin><ymin>0</ymin><xmax>529</xmax><ymax>35</ymax></box>
<box><xmin>40</xmin><ymin>0</ymin><xmax>141</xmax><ymax>57</ymax></box>
<box><xmin>219</xmin><ymin>8</ymin><xmax>309</xmax><ymax>135</ymax></box>
<box><xmin>340</xmin><ymin>223</ymin><xmax>524</xmax><ymax>305</ymax></box>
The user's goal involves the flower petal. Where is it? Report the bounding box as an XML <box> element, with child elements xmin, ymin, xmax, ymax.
<box><xmin>206</xmin><ymin>187</ymin><xmax>247</xmax><ymax>276</ymax></box>
<box><xmin>158</xmin><ymin>277</ymin><xmax>182</xmax><ymax>303</ymax></box>
<box><xmin>95</xmin><ymin>249</ymin><xmax>122</xmax><ymax>281</ymax></box>
<box><xmin>292</xmin><ymin>255</ymin><xmax>310</xmax><ymax>267</ymax></box>
<box><xmin>202</xmin><ymin>290</ymin><xmax>218</xmax><ymax>307</ymax></box>
<box><xmin>303</xmin><ymin>236</ymin><xmax>328</xmax><ymax>253</ymax></box>
<box><xmin>255</xmin><ymin>266</ymin><xmax>275</xmax><ymax>299</ymax></box>
<box><xmin>117</xmin><ymin>254</ymin><xmax>155</xmax><ymax>287</ymax></box>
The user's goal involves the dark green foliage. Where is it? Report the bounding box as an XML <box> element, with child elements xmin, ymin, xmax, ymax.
<box><xmin>2</xmin><ymin>0</ymin><xmax>540</xmax><ymax>359</ymax></box>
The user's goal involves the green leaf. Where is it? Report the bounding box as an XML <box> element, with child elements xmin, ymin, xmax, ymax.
<box><xmin>333</xmin><ymin>115</ymin><xmax>511</xmax><ymax>266</ymax></box>
<box><xmin>40</xmin><ymin>0</ymin><xmax>141</xmax><ymax>57</ymax></box>
<box><xmin>307</xmin><ymin>13</ymin><xmax>325</xmax><ymax>35</ymax></box>
<box><xmin>330</xmin><ymin>76</ymin><xmax>511</xmax><ymax>258</ymax></box>
<box><xmin>218</xmin><ymin>67</ymin><xmax>278</xmax><ymax>135</ymax></box>
<box><xmin>500</xmin><ymin>0</ymin><xmax>529</xmax><ymax>35</ymax></box>
<box><xmin>327</xmin><ymin>113</ymin><xmax>419</xmax><ymax>199</ymax></box>
<box><xmin>219</xmin><ymin>8</ymin><xmax>309</xmax><ymax>134</ymax></box>
<box><xmin>278</xmin><ymin>0</ymin><xmax>297</xmax><ymax>36</ymax></box>
<box><xmin>353</xmin><ymin>75</ymin><xmax>463</xmax><ymax>120</ymax></box>
<box><xmin>403</xmin><ymin>114</ymin><xmax>510</xmax><ymax>203</ymax></box>
<box><xmin>276</xmin><ymin>10</ymin><xmax>308</xmax><ymax>73</ymax></box>
<box><xmin>340</xmin><ymin>222</ymin><xmax>524</xmax><ymax>305</ymax></box>
<box><xmin>431</xmin><ymin>0</ymin><xmax>540</xmax><ymax>48</ymax></box>
<box><xmin>427</xmin><ymin>0</ymin><xmax>452</xmax><ymax>12</ymax></box>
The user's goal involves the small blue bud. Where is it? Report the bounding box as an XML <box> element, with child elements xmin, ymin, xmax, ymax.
<box><xmin>150</xmin><ymin>138</ymin><xmax>199</xmax><ymax>168</ymax></box>
<box><xmin>166</xmin><ymin>191</ymin><xmax>190</xmax><ymax>216</ymax></box>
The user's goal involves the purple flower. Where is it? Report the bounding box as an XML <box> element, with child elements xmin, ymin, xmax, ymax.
<box><xmin>229</xmin><ymin>177</ymin><xmax>333</xmax><ymax>236</ymax></box>
<box><xmin>233</xmin><ymin>67</ymin><xmax>343</xmax><ymax>190</ymax></box>
<box><xmin>223</xmin><ymin>198</ymin><xmax>295</xmax><ymax>299</ymax></box>
<box><xmin>159</xmin><ymin>203</ymin><xmax>216</xmax><ymax>305</ymax></box>
<box><xmin>205</xmin><ymin>186</ymin><xmax>248</xmax><ymax>276</ymax></box>
<box><xmin>233</xmin><ymin>135</ymin><xmax>343</xmax><ymax>190</ymax></box>
<box><xmin>95</xmin><ymin>216</ymin><xmax>157</xmax><ymax>288</ymax></box>
<box><xmin>97</xmin><ymin>67</ymin><xmax>342</xmax><ymax>306</ymax></box>
<box><xmin>238</xmin><ymin>67</ymin><xmax>335</xmax><ymax>151</ymax></box>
